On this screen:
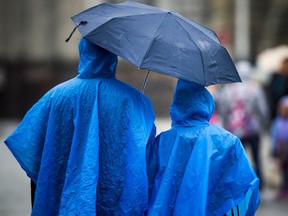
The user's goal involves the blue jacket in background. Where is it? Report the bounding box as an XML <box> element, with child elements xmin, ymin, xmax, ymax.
<box><xmin>5</xmin><ymin>39</ymin><xmax>156</xmax><ymax>216</ymax></box>
<box><xmin>147</xmin><ymin>80</ymin><xmax>260</xmax><ymax>216</ymax></box>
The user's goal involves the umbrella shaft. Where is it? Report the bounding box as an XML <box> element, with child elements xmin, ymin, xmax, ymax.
<box><xmin>141</xmin><ymin>71</ymin><xmax>150</xmax><ymax>93</ymax></box>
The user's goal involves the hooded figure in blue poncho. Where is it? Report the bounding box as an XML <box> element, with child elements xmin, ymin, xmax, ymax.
<box><xmin>5</xmin><ymin>38</ymin><xmax>156</xmax><ymax>215</ymax></box>
<box><xmin>146</xmin><ymin>80</ymin><xmax>260</xmax><ymax>216</ymax></box>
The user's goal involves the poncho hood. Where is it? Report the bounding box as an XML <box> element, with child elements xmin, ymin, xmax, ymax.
<box><xmin>78</xmin><ymin>38</ymin><xmax>118</xmax><ymax>78</ymax></box>
<box><xmin>170</xmin><ymin>80</ymin><xmax>215</xmax><ymax>126</ymax></box>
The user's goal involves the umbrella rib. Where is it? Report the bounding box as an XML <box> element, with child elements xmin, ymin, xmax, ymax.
<box><xmin>174</xmin><ymin>13</ymin><xmax>220</xmax><ymax>44</ymax></box>
<box><xmin>139</xmin><ymin>12</ymin><xmax>169</xmax><ymax>68</ymax></box>
<box><xmin>172</xmin><ymin>17</ymin><xmax>206</xmax><ymax>83</ymax></box>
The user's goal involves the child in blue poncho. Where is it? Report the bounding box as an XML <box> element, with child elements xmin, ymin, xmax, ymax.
<box><xmin>147</xmin><ymin>80</ymin><xmax>260</xmax><ymax>216</ymax></box>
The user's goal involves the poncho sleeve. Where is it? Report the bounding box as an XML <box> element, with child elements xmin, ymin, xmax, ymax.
<box><xmin>4</xmin><ymin>91</ymin><xmax>52</xmax><ymax>183</ymax></box>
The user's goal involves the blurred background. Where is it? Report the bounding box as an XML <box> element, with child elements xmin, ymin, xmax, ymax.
<box><xmin>1</xmin><ymin>0</ymin><xmax>288</xmax><ymax>215</ymax></box>
<box><xmin>1</xmin><ymin>0</ymin><xmax>288</xmax><ymax>118</ymax></box>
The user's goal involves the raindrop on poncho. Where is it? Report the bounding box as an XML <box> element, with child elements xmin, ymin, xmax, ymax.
<box><xmin>146</xmin><ymin>80</ymin><xmax>260</xmax><ymax>216</ymax></box>
<box><xmin>5</xmin><ymin>39</ymin><xmax>156</xmax><ymax>215</ymax></box>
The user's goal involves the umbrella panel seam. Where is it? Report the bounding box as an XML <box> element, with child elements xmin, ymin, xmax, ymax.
<box><xmin>139</xmin><ymin>12</ymin><xmax>170</xmax><ymax>68</ymax></box>
<box><xmin>172</xmin><ymin>16</ymin><xmax>206</xmax><ymax>85</ymax></box>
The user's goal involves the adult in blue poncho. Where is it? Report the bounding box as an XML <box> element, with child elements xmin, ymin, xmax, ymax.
<box><xmin>4</xmin><ymin>38</ymin><xmax>156</xmax><ymax>215</ymax></box>
<box><xmin>146</xmin><ymin>80</ymin><xmax>260</xmax><ymax>216</ymax></box>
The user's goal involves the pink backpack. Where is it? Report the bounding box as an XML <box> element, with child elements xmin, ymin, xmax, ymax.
<box><xmin>227</xmin><ymin>100</ymin><xmax>253</xmax><ymax>138</ymax></box>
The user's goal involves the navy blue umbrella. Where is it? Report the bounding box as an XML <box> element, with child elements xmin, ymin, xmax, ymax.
<box><xmin>69</xmin><ymin>1</ymin><xmax>241</xmax><ymax>86</ymax></box>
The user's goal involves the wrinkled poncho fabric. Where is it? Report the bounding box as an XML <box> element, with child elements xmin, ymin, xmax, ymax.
<box><xmin>5</xmin><ymin>39</ymin><xmax>155</xmax><ymax>215</ymax></box>
<box><xmin>147</xmin><ymin>80</ymin><xmax>260</xmax><ymax>216</ymax></box>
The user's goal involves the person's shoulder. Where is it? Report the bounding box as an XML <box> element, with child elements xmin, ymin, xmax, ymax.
<box><xmin>59</xmin><ymin>77</ymin><xmax>76</xmax><ymax>84</ymax></box>
<box><xmin>198</xmin><ymin>124</ymin><xmax>241</xmax><ymax>152</ymax></box>
<box><xmin>39</xmin><ymin>78</ymin><xmax>80</xmax><ymax>104</ymax></box>
<box><xmin>101</xmin><ymin>79</ymin><xmax>154</xmax><ymax>110</ymax></box>
<box><xmin>114</xmin><ymin>79</ymin><xmax>151</xmax><ymax>101</ymax></box>
<box><xmin>204</xmin><ymin>124</ymin><xmax>239</xmax><ymax>141</ymax></box>
<box><xmin>53</xmin><ymin>77</ymin><xmax>80</xmax><ymax>91</ymax></box>
<box><xmin>104</xmin><ymin>78</ymin><xmax>136</xmax><ymax>92</ymax></box>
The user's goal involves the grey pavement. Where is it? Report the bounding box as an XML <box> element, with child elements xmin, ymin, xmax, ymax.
<box><xmin>1</xmin><ymin>118</ymin><xmax>288</xmax><ymax>215</ymax></box>
<box><xmin>0</xmin><ymin>119</ymin><xmax>30</xmax><ymax>216</ymax></box>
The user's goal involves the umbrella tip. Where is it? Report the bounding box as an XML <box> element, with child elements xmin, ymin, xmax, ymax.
<box><xmin>65</xmin><ymin>21</ymin><xmax>88</xmax><ymax>43</ymax></box>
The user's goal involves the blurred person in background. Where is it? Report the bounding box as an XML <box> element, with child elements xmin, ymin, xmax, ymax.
<box><xmin>207</xmin><ymin>84</ymin><xmax>224</xmax><ymax>127</ymax></box>
<box><xmin>147</xmin><ymin>80</ymin><xmax>260</xmax><ymax>216</ymax></box>
<box><xmin>267</xmin><ymin>57</ymin><xmax>288</xmax><ymax>120</ymax></box>
<box><xmin>217</xmin><ymin>61</ymin><xmax>269</xmax><ymax>189</ymax></box>
<box><xmin>4</xmin><ymin>38</ymin><xmax>156</xmax><ymax>215</ymax></box>
<box><xmin>271</xmin><ymin>96</ymin><xmax>288</xmax><ymax>199</ymax></box>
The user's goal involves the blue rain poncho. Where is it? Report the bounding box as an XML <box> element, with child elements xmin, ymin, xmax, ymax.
<box><xmin>5</xmin><ymin>39</ymin><xmax>156</xmax><ymax>215</ymax></box>
<box><xmin>147</xmin><ymin>80</ymin><xmax>260</xmax><ymax>216</ymax></box>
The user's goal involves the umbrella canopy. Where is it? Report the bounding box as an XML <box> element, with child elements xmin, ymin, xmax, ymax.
<box><xmin>70</xmin><ymin>1</ymin><xmax>241</xmax><ymax>86</ymax></box>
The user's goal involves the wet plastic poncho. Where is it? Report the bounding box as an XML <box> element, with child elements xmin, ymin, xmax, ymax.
<box><xmin>147</xmin><ymin>80</ymin><xmax>260</xmax><ymax>216</ymax></box>
<box><xmin>5</xmin><ymin>39</ymin><xmax>155</xmax><ymax>216</ymax></box>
